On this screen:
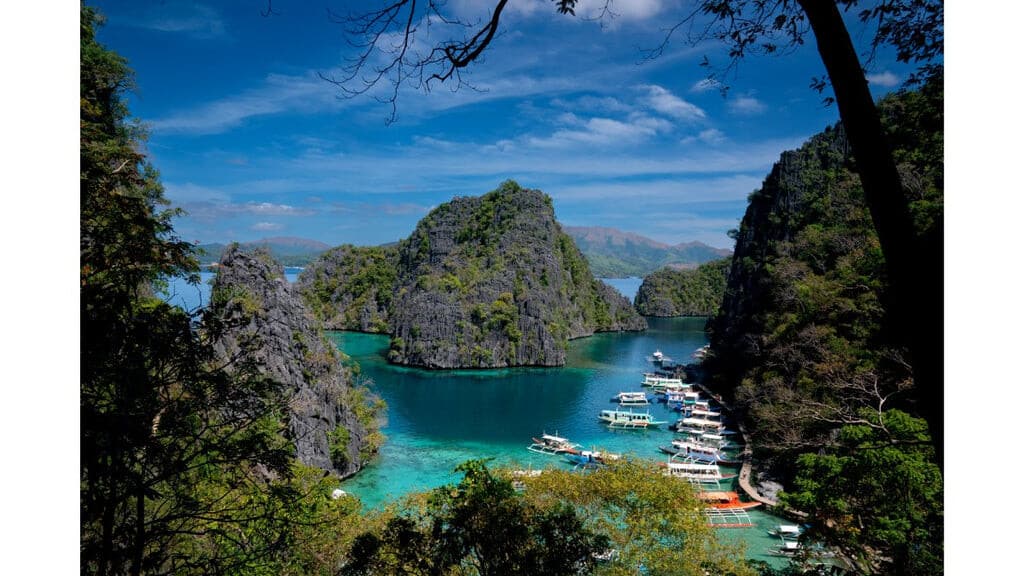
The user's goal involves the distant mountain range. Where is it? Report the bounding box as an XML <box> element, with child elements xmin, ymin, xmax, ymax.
<box><xmin>563</xmin><ymin>226</ymin><xmax>732</xmax><ymax>278</ymax></box>
<box><xmin>196</xmin><ymin>228</ymin><xmax>730</xmax><ymax>276</ymax></box>
<box><xmin>197</xmin><ymin>237</ymin><xmax>331</xmax><ymax>267</ymax></box>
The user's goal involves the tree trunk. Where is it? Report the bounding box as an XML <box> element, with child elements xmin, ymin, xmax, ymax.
<box><xmin>797</xmin><ymin>0</ymin><xmax>943</xmax><ymax>469</ymax></box>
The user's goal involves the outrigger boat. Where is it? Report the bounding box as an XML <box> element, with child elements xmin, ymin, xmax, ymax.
<box><xmin>769</xmin><ymin>540</ymin><xmax>803</xmax><ymax>557</ymax></box>
<box><xmin>660</xmin><ymin>457</ymin><xmax>737</xmax><ymax>484</ymax></box>
<box><xmin>641</xmin><ymin>373</ymin><xmax>685</xmax><ymax>389</ymax></box>
<box><xmin>527</xmin><ymin>433</ymin><xmax>582</xmax><ymax>455</ymax></box>
<box><xmin>672</xmin><ymin>416</ymin><xmax>736</xmax><ymax>436</ymax></box>
<box><xmin>767</xmin><ymin>524</ymin><xmax>804</xmax><ymax>539</ymax></box>
<box><xmin>598</xmin><ymin>409</ymin><xmax>667</xmax><ymax>429</ymax></box>
<box><xmin>658</xmin><ymin>440</ymin><xmax>742</xmax><ymax>465</ymax></box>
<box><xmin>612</xmin><ymin>391</ymin><xmax>650</xmax><ymax>406</ymax></box>
<box><xmin>565</xmin><ymin>449</ymin><xmax>621</xmax><ymax>467</ymax></box>
<box><xmin>677</xmin><ymin>431</ymin><xmax>742</xmax><ymax>450</ymax></box>
<box><xmin>649</xmin><ymin>349</ymin><xmax>674</xmax><ymax>364</ymax></box>
<box><xmin>665</xmin><ymin>390</ymin><xmax>702</xmax><ymax>409</ymax></box>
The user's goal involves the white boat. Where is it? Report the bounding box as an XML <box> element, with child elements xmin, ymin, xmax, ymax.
<box><xmin>565</xmin><ymin>449</ymin><xmax>621</xmax><ymax>467</ymax></box>
<box><xmin>650</xmin><ymin>349</ymin><xmax>674</xmax><ymax>364</ymax></box>
<box><xmin>527</xmin><ymin>433</ymin><xmax>581</xmax><ymax>455</ymax></box>
<box><xmin>613</xmin><ymin>391</ymin><xmax>650</xmax><ymax>406</ymax></box>
<box><xmin>598</xmin><ymin>409</ymin><xmax>667</xmax><ymax>429</ymax></box>
<box><xmin>658</xmin><ymin>439</ymin><xmax>741</xmax><ymax>465</ymax></box>
<box><xmin>674</xmin><ymin>416</ymin><xmax>735</xmax><ymax>435</ymax></box>
<box><xmin>770</xmin><ymin>539</ymin><xmax>803</xmax><ymax>556</ymax></box>
<box><xmin>641</xmin><ymin>373</ymin><xmax>683</xmax><ymax>387</ymax></box>
<box><xmin>768</xmin><ymin>524</ymin><xmax>804</xmax><ymax>540</ymax></box>
<box><xmin>686</xmin><ymin>408</ymin><xmax>723</xmax><ymax>421</ymax></box>
<box><xmin>661</xmin><ymin>458</ymin><xmax>736</xmax><ymax>484</ymax></box>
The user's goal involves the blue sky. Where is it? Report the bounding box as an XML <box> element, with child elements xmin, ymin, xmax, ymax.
<box><xmin>87</xmin><ymin>0</ymin><xmax>920</xmax><ymax>249</ymax></box>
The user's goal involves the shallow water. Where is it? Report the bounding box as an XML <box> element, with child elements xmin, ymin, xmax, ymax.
<box><xmin>331</xmin><ymin>317</ymin><xmax>795</xmax><ymax>568</ymax></box>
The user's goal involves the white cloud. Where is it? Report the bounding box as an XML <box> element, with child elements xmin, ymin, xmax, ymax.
<box><xmin>867</xmin><ymin>71</ymin><xmax>901</xmax><ymax>87</ymax></box>
<box><xmin>148</xmin><ymin>73</ymin><xmax>340</xmax><ymax>134</ymax></box>
<box><xmin>251</xmin><ymin>222</ymin><xmax>284</xmax><ymax>231</ymax></box>
<box><xmin>551</xmin><ymin>95</ymin><xmax>633</xmax><ymax>115</ymax></box>
<box><xmin>525</xmin><ymin>114</ymin><xmax>670</xmax><ymax>148</ymax></box>
<box><xmin>643</xmin><ymin>85</ymin><xmax>707</xmax><ymax>122</ymax></box>
<box><xmin>551</xmin><ymin>175</ymin><xmax>765</xmax><ymax>203</ymax></box>
<box><xmin>576</xmin><ymin>0</ymin><xmax>665</xmax><ymax>21</ymax></box>
<box><xmin>728</xmin><ymin>95</ymin><xmax>767</xmax><ymax>115</ymax></box>
<box><xmin>690</xmin><ymin>78</ymin><xmax>722</xmax><ymax>93</ymax></box>
<box><xmin>119</xmin><ymin>4</ymin><xmax>226</xmax><ymax>39</ymax></box>
<box><xmin>681</xmin><ymin>128</ymin><xmax>727</xmax><ymax>146</ymax></box>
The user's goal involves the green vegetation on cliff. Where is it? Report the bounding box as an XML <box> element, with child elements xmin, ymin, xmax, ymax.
<box><xmin>298</xmin><ymin>181</ymin><xmax>645</xmax><ymax>368</ymax></box>
<box><xmin>297</xmin><ymin>244</ymin><xmax>399</xmax><ymax>332</ymax></box>
<box><xmin>634</xmin><ymin>258</ymin><xmax>730</xmax><ymax>317</ymax></box>
<box><xmin>706</xmin><ymin>73</ymin><xmax>943</xmax><ymax>575</ymax></box>
<box><xmin>386</xmin><ymin>180</ymin><xmax>646</xmax><ymax>368</ymax></box>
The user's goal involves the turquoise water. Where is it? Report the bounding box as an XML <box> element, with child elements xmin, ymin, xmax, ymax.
<box><xmin>330</xmin><ymin>317</ymin><xmax>795</xmax><ymax>568</ymax></box>
<box><xmin>160</xmin><ymin>269</ymin><xmax>302</xmax><ymax>311</ymax></box>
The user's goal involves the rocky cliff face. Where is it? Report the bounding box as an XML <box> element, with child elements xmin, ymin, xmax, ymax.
<box><xmin>207</xmin><ymin>245</ymin><xmax>384</xmax><ymax>477</ymax></box>
<box><xmin>296</xmin><ymin>244</ymin><xmax>398</xmax><ymax>332</ymax></box>
<box><xmin>634</xmin><ymin>259</ymin><xmax>730</xmax><ymax>317</ymax></box>
<box><xmin>704</xmin><ymin>78</ymin><xmax>942</xmax><ymax>455</ymax></box>
<box><xmin>385</xmin><ymin>181</ymin><xmax>645</xmax><ymax>368</ymax></box>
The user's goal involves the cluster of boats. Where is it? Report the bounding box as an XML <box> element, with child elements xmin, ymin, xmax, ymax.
<box><xmin>524</xmin><ymin>348</ymin><xmax>761</xmax><ymax>521</ymax></box>
<box><xmin>521</xmin><ymin>347</ymin><xmax>832</xmax><ymax>562</ymax></box>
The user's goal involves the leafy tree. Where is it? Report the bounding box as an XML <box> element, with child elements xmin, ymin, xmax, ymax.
<box><xmin>330</xmin><ymin>0</ymin><xmax>944</xmax><ymax>465</ymax></box>
<box><xmin>341</xmin><ymin>460</ymin><xmax>610</xmax><ymax>576</ymax></box>
<box><xmin>520</xmin><ymin>459</ymin><xmax>754</xmax><ymax>576</ymax></box>
<box><xmin>779</xmin><ymin>410</ymin><xmax>942</xmax><ymax>575</ymax></box>
<box><xmin>81</xmin><ymin>6</ymin><xmax>347</xmax><ymax>574</ymax></box>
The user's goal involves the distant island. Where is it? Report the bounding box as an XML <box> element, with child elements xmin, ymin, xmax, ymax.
<box><xmin>563</xmin><ymin>226</ymin><xmax>731</xmax><ymax>278</ymax></box>
<box><xmin>299</xmin><ymin>181</ymin><xmax>647</xmax><ymax>368</ymax></box>
<box><xmin>634</xmin><ymin>258</ymin><xmax>730</xmax><ymax>317</ymax></box>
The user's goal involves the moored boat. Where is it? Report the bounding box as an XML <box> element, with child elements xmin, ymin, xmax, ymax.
<box><xmin>767</xmin><ymin>524</ymin><xmax>804</xmax><ymax>539</ymax></box>
<box><xmin>658</xmin><ymin>440</ymin><xmax>742</xmax><ymax>465</ymax></box>
<box><xmin>612</xmin><ymin>391</ymin><xmax>650</xmax><ymax>406</ymax></box>
<box><xmin>598</xmin><ymin>409</ymin><xmax>667</xmax><ymax>429</ymax></box>
<box><xmin>672</xmin><ymin>416</ymin><xmax>736</xmax><ymax>436</ymax></box>
<box><xmin>641</xmin><ymin>373</ymin><xmax>684</xmax><ymax>390</ymax></box>
<box><xmin>565</xmin><ymin>449</ymin><xmax>621</xmax><ymax>467</ymax></box>
<box><xmin>527</xmin><ymin>433</ymin><xmax>582</xmax><ymax>455</ymax></box>
<box><xmin>660</xmin><ymin>458</ymin><xmax>737</xmax><ymax>484</ymax></box>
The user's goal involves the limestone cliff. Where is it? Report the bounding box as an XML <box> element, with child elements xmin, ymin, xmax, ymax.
<box><xmin>296</xmin><ymin>244</ymin><xmax>398</xmax><ymax>332</ymax></box>
<box><xmin>207</xmin><ymin>245</ymin><xmax>384</xmax><ymax>477</ymax></box>
<box><xmin>386</xmin><ymin>181</ymin><xmax>646</xmax><ymax>368</ymax></box>
<box><xmin>634</xmin><ymin>258</ymin><xmax>730</xmax><ymax>317</ymax></box>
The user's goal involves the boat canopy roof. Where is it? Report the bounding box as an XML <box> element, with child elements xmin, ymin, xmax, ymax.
<box><xmin>541</xmin><ymin>433</ymin><xmax>569</xmax><ymax>443</ymax></box>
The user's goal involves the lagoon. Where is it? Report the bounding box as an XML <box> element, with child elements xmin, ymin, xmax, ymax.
<box><xmin>330</xmin><ymin>318</ymin><xmax>794</xmax><ymax>567</ymax></box>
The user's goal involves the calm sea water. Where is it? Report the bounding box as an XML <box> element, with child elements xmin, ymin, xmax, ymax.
<box><xmin>331</xmin><ymin>318</ymin><xmax>794</xmax><ymax>567</ymax></box>
<box><xmin>158</xmin><ymin>275</ymin><xmax>795</xmax><ymax>566</ymax></box>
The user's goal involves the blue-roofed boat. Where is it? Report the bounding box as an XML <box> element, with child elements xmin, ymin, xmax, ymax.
<box><xmin>565</xmin><ymin>449</ymin><xmax>621</xmax><ymax>467</ymax></box>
